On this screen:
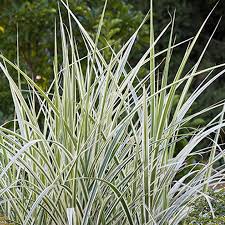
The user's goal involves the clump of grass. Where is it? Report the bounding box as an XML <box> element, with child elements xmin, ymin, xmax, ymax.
<box><xmin>0</xmin><ymin>1</ymin><xmax>225</xmax><ymax>224</ymax></box>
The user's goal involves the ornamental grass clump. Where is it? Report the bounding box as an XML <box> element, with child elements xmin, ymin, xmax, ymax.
<box><xmin>0</xmin><ymin>1</ymin><xmax>225</xmax><ymax>224</ymax></box>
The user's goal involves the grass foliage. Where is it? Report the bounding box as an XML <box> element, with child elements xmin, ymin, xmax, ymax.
<box><xmin>0</xmin><ymin>1</ymin><xmax>225</xmax><ymax>224</ymax></box>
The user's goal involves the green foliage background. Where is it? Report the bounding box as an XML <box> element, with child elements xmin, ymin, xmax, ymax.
<box><xmin>0</xmin><ymin>0</ymin><xmax>225</xmax><ymax>124</ymax></box>
<box><xmin>184</xmin><ymin>190</ymin><xmax>225</xmax><ymax>225</ymax></box>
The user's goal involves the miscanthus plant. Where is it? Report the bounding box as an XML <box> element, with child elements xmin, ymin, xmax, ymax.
<box><xmin>0</xmin><ymin>1</ymin><xmax>225</xmax><ymax>225</ymax></box>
